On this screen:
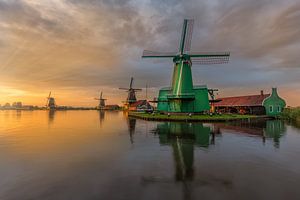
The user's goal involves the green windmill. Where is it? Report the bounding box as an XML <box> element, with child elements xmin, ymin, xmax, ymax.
<box><xmin>142</xmin><ymin>19</ymin><xmax>230</xmax><ymax>113</ymax></box>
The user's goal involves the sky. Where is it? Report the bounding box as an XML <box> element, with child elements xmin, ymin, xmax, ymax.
<box><xmin>0</xmin><ymin>0</ymin><xmax>300</xmax><ymax>107</ymax></box>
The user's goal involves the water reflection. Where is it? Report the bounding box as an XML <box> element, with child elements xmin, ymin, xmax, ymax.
<box><xmin>264</xmin><ymin>120</ymin><xmax>286</xmax><ymax>148</ymax></box>
<box><xmin>127</xmin><ymin>117</ymin><xmax>136</xmax><ymax>144</ymax></box>
<box><xmin>98</xmin><ymin>110</ymin><xmax>105</xmax><ymax>127</ymax></box>
<box><xmin>48</xmin><ymin>110</ymin><xmax>55</xmax><ymax>123</ymax></box>
<box><xmin>1</xmin><ymin>111</ymin><xmax>299</xmax><ymax>200</ymax></box>
<box><xmin>213</xmin><ymin>120</ymin><xmax>286</xmax><ymax>148</ymax></box>
<box><xmin>151</xmin><ymin>122</ymin><xmax>230</xmax><ymax>200</ymax></box>
<box><xmin>149</xmin><ymin>120</ymin><xmax>286</xmax><ymax>191</ymax></box>
<box><xmin>154</xmin><ymin>123</ymin><xmax>219</xmax><ymax>181</ymax></box>
<box><xmin>16</xmin><ymin>110</ymin><xmax>22</xmax><ymax>119</ymax></box>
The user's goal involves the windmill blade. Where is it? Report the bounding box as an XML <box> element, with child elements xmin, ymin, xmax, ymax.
<box><xmin>183</xmin><ymin>19</ymin><xmax>194</xmax><ymax>52</ymax></box>
<box><xmin>191</xmin><ymin>57</ymin><xmax>230</xmax><ymax>65</ymax></box>
<box><xmin>46</xmin><ymin>91</ymin><xmax>51</xmax><ymax>107</ymax></box>
<box><xmin>133</xmin><ymin>88</ymin><xmax>142</xmax><ymax>91</ymax></box>
<box><xmin>100</xmin><ymin>91</ymin><xmax>103</xmax><ymax>99</ymax></box>
<box><xmin>179</xmin><ymin>19</ymin><xmax>194</xmax><ymax>54</ymax></box>
<box><xmin>142</xmin><ymin>50</ymin><xmax>177</xmax><ymax>58</ymax></box>
<box><xmin>130</xmin><ymin>77</ymin><xmax>134</xmax><ymax>89</ymax></box>
<box><xmin>190</xmin><ymin>52</ymin><xmax>230</xmax><ymax>65</ymax></box>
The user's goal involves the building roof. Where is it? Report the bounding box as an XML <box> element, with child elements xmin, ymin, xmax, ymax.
<box><xmin>105</xmin><ymin>104</ymin><xmax>119</xmax><ymax>108</ymax></box>
<box><xmin>214</xmin><ymin>94</ymin><xmax>270</xmax><ymax>107</ymax></box>
<box><xmin>130</xmin><ymin>100</ymin><xmax>150</xmax><ymax>108</ymax></box>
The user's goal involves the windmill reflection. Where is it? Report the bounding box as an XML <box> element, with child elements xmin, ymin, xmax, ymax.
<box><xmin>143</xmin><ymin>120</ymin><xmax>285</xmax><ymax>199</ymax></box>
<box><xmin>148</xmin><ymin>122</ymin><xmax>226</xmax><ymax>200</ymax></box>
<box><xmin>16</xmin><ymin>110</ymin><xmax>22</xmax><ymax>119</ymax></box>
<box><xmin>155</xmin><ymin>122</ymin><xmax>211</xmax><ymax>181</ymax></box>
<box><xmin>98</xmin><ymin>110</ymin><xmax>105</xmax><ymax>127</ymax></box>
<box><xmin>48</xmin><ymin>110</ymin><xmax>55</xmax><ymax>123</ymax></box>
<box><xmin>127</xmin><ymin>117</ymin><xmax>136</xmax><ymax>144</ymax></box>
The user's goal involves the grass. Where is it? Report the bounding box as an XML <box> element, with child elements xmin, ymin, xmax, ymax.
<box><xmin>281</xmin><ymin>107</ymin><xmax>300</xmax><ymax>122</ymax></box>
<box><xmin>128</xmin><ymin>112</ymin><xmax>263</xmax><ymax>122</ymax></box>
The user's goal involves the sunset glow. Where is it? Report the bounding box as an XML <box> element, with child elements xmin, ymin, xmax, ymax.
<box><xmin>0</xmin><ymin>0</ymin><xmax>300</xmax><ymax>106</ymax></box>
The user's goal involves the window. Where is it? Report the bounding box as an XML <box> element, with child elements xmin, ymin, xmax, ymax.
<box><xmin>269</xmin><ymin>105</ymin><xmax>273</xmax><ymax>113</ymax></box>
<box><xmin>277</xmin><ymin>106</ymin><xmax>281</xmax><ymax>112</ymax></box>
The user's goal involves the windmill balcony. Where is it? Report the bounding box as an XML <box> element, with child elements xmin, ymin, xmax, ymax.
<box><xmin>167</xmin><ymin>93</ymin><xmax>195</xmax><ymax>99</ymax></box>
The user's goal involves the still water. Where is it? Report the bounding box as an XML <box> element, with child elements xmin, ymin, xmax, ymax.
<box><xmin>0</xmin><ymin>110</ymin><xmax>300</xmax><ymax>200</ymax></box>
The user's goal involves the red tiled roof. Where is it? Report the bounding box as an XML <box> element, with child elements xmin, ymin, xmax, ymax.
<box><xmin>214</xmin><ymin>94</ymin><xmax>270</xmax><ymax>107</ymax></box>
<box><xmin>130</xmin><ymin>100</ymin><xmax>148</xmax><ymax>107</ymax></box>
<box><xmin>105</xmin><ymin>104</ymin><xmax>119</xmax><ymax>108</ymax></box>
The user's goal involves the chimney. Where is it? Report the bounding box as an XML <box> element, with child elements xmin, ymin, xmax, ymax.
<box><xmin>260</xmin><ymin>90</ymin><xmax>264</xmax><ymax>96</ymax></box>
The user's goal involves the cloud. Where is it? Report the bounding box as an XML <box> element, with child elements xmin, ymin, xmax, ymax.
<box><xmin>0</xmin><ymin>0</ymin><xmax>300</xmax><ymax>106</ymax></box>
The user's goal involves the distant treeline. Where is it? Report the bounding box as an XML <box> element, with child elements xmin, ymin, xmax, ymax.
<box><xmin>281</xmin><ymin>107</ymin><xmax>300</xmax><ymax>121</ymax></box>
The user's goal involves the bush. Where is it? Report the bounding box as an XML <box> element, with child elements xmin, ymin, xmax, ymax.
<box><xmin>281</xmin><ymin>107</ymin><xmax>300</xmax><ymax>121</ymax></box>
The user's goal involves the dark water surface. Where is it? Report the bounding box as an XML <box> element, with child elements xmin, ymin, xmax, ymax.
<box><xmin>0</xmin><ymin>110</ymin><xmax>300</xmax><ymax>200</ymax></box>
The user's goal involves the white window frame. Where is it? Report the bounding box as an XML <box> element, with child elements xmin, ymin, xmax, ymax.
<box><xmin>277</xmin><ymin>106</ymin><xmax>281</xmax><ymax>113</ymax></box>
<box><xmin>269</xmin><ymin>105</ymin><xmax>273</xmax><ymax>113</ymax></box>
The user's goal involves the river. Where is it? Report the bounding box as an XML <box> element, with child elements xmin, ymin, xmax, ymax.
<box><xmin>0</xmin><ymin>110</ymin><xmax>300</xmax><ymax>200</ymax></box>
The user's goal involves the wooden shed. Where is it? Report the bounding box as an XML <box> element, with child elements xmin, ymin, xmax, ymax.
<box><xmin>214</xmin><ymin>88</ymin><xmax>286</xmax><ymax>116</ymax></box>
<box><xmin>128</xmin><ymin>100</ymin><xmax>153</xmax><ymax>112</ymax></box>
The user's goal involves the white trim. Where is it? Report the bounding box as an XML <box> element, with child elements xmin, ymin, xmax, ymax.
<box><xmin>176</xmin><ymin>60</ymin><xmax>184</xmax><ymax>96</ymax></box>
<box><xmin>269</xmin><ymin>105</ymin><xmax>273</xmax><ymax>113</ymax></box>
<box><xmin>277</xmin><ymin>106</ymin><xmax>281</xmax><ymax>113</ymax></box>
<box><xmin>262</xmin><ymin>94</ymin><xmax>271</xmax><ymax>105</ymax></box>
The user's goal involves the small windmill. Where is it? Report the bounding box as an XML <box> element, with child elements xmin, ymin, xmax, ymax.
<box><xmin>119</xmin><ymin>77</ymin><xmax>142</xmax><ymax>104</ymax></box>
<box><xmin>95</xmin><ymin>91</ymin><xmax>107</xmax><ymax>110</ymax></box>
<box><xmin>142</xmin><ymin>19</ymin><xmax>230</xmax><ymax>113</ymax></box>
<box><xmin>46</xmin><ymin>91</ymin><xmax>56</xmax><ymax>110</ymax></box>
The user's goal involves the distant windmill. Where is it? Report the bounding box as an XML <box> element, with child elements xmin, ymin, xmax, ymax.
<box><xmin>94</xmin><ymin>91</ymin><xmax>107</xmax><ymax>110</ymax></box>
<box><xmin>46</xmin><ymin>91</ymin><xmax>56</xmax><ymax>110</ymax></box>
<box><xmin>119</xmin><ymin>77</ymin><xmax>142</xmax><ymax>104</ymax></box>
<box><xmin>142</xmin><ymin>19</ymin><xmax>230</xmax><ymax>113</ymax></box>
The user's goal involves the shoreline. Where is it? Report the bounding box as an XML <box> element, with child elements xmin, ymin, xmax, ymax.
<box><xmin>128</xmin><ymin>112</ymin><xmax>271</xmax><ymax>122</ymax></box>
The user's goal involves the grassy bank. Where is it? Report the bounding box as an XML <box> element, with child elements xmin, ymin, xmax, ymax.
<box><xmin>281</xmin><ymin>108</ymin><xmax>300</xmax><ymax>122</ymax></box>
<box><xmin>128</xmin><ymin>112</ymin><xmax>266</xmax><ymax>122</ymax></box>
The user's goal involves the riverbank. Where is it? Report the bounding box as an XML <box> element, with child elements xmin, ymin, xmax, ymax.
<box><xmin>281</xmin><ymin>107</ymin><xmax>300</xmax><ymax>122</ymax></box>
<box><xmin>128</xmin><ymin>112</ymin><xmax>268</xmax><ymax>122</ymax></box>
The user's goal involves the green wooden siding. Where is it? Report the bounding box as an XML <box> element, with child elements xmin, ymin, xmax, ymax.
<box><xmin>157</xmin><ymin>85</ymin><xmax>210</xmax><ymax>113</ymax></box>
<box><xmin>263</xmin><ymin>88</ymin><xmax>286</xmax><ymax>117</ymax></box>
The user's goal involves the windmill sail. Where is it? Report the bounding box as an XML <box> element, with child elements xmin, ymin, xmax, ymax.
<box><xmin>130</xmin><ymin>77</ymin><xmax>134</xmax><ymax>89</ymax></box>
<box><xmin>141</xmin><ymin>19</ymin><xmax>230</xmax><ymax>113</ymax></box>
<box><xmin>183</xmin><ymin>19</ymin><xmax>194</xmax><ymax>52</ymax></box>
<box><xmin>190</xmin><ymin>52</ymin><xmax>230</xmax><ymax>65</ymax></box>
<box><xmin>119</xmin><ymin>77</ymin><xmax>142</xmax><ymax>104</ymax></box>
<box><xmin>46</xmin><ymin>91</ymin><xmax>51</xmax><ymax>106</ymax></box>
<box><xmin>95</xmin><ymin>91</ymin><xmax>107</xmax><ymax>109</ymax></box>
<box><xmin>179</xmin><ymin>19</ymin><xmax>194</xmax><ymax>54</ymax></box>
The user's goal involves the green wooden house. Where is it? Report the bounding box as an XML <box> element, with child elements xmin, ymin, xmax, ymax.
<box><xmin>215</xmin><ymin>88</ymin><xmax>286</xmax><ymax>117</ymax></box>
<box><xmin>262</xmin><ymin>88</ymin><xmax>286</xmax><ymax>117</ymax></box>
